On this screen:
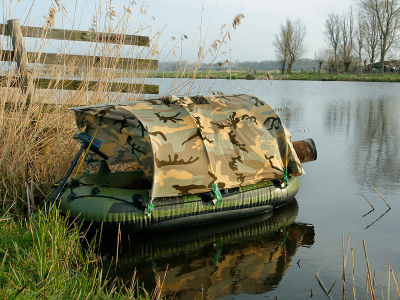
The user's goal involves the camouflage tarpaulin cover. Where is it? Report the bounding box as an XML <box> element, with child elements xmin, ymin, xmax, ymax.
<box><xmin>72</xmin><ymin>94</ymin><xmax>304</xmax><ymax>199</ymax></box>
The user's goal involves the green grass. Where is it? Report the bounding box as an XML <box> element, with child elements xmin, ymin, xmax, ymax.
<box><xmin>154</xmin><ymin>70</ymin><xmax>400</xmax><ymax>82</ymax></box>
<box><xmin>273</xmin><ymin>72</ymin><xmax>400</xmax><ymax>82</ymax></box>
<box><xmin>0</xmin><ymin>208</ymin><xmax>161</xmax><ymax>299</ymax></box>
<box><xmin>153</xmin><ymin>70</ymin><xmax>262</xmax><ymax>79</ymax></box>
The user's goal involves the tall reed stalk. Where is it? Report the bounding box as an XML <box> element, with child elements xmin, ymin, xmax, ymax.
<box><xmin>0</xmin><ymin>0</ymin><xmax>244</xmax><ymax>216</ymax></box>
<box><xmin>0</xmin><ymin>2</ymin><xmax>156</xmax><ymax>214</ymax></box>
<box><xmin>317</xmin><ymin>236</ymin><xmax>400</xmax><ymax>300</ymax></box>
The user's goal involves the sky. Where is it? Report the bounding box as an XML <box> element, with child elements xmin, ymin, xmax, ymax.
<box><xmin>3</xmin><ymin>0</ymin><xmax>356</xmax><ymax>62</ymax></box>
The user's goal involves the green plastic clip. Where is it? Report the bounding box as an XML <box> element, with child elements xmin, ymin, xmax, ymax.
<box><xmin>281</xmin><ymin>168</ymin><xmax>289</xmax><ymax>189</ymax></box>
<box><xmin>146</xmin><ymin>201</ymin><xmax>155</xmax><ymax>216</ymax></box>
<box><xmin>212</xmin><ymin>183</ymin><xmax>223</xmax><ymax>206</ymax></box>
<box><xmin>212</xmin><ymin>242</ymin><xmax>223</xmax><ymax>265</ymax></box>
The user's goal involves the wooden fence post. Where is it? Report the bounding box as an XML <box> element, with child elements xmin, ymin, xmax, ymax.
<box><xmin>1</xmin><ymin>20</ymin><xmax>159</xmax><ymax>97</ymax></box>
<box><xmin>7</xmin><ymin>19</ymin><xmax>34</xmax><ymax>106</ymax></box>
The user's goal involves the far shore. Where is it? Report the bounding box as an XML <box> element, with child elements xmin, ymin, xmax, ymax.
<box><xmin>153</xmin><ymin>70</ymin><xmax>400</xmax><ymax>83</ymax></box>
<box><xmin>2</xmin><ymin>70</ymin><xmax>399</xmax><ymax>83</ymax></box>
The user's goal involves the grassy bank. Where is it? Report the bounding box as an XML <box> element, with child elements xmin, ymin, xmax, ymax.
<box><xmin>273</xmin><ymin>72</ymin><xmax>400</xmax><ymax>82</ymax></box>
<box><xmin>0</xmin><ymin>3</ymin><xmax>166</xmax><ymax>298</ymax></box>
<box><xmin>0</xmin><ymin>208</ymin><xmax>162</xmax><ymax>299</ymax></box>
<box><xmin>155</xmin><ymin>70</ymin><xmax>400</xmax><ymax>82</ymax></box>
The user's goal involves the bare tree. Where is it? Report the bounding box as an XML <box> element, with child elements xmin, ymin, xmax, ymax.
<box><xmin>316</xmin><ymin>49</ymin><xmax>329</xmax><ymax>73</ymax></box>
<box><xmin>339</xmin><ymin>9</ymin><xmax>354</xmax><ymax>72</ymax></box>
<box><xmin>287</xmin><ymin>19</ymin><xmax>307</xmax><ymax>73</ymax></box>
<box><xmin>355</xmin><ymin>11</ymin><xmax>365</xmax><ymax>72</ymax></box>
<box><xmin>273</xmin><ymin>22</ymin><xmax>291</xmax><ymax>74</ymax></box>
<box><xmin>326</xmin><ymin>50</ymin><xmax>336</xmax><ymax>73</ymax></box>
<box><xmin>273</xmin><ymin>19</ymin><xmax>307</xmax><ymax>74</ymax></box>
<box><xmin>363</xmin><ymin>6</ymin><xmax>380</xmax><ymax>64</ymax></box>
<box><xmin>360</xmin><ymin>0</ymin><xmax>400</xmax><ymax>75</ymax></box>
<box><xmin>324</xmin><ymin>13</ymin><xmax>341</xmax><ymax>68</ymax></box>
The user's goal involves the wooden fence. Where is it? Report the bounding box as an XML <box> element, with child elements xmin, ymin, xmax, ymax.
<box><xmin>0</xmin><ymin>19</ymin><xmax>159</xmax><ymax>106</ymax></box>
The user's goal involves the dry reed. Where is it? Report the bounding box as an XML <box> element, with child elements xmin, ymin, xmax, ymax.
<box><xmin>315</xmin><ymin>235</ymin><xmax>400</xmax><ymax>300</ymax></box>
<box><xmin>0</xmin><ymin>2</ymin><xmax>249</xmax><ymax>299</ymax></box>
<box><xmin>351</xmin><ymin>248</ymin><xmax>357</xmax><ymax>300</ymax></box>
<box><xmin>363</xmin><ymin>239</ymin><xmax>376</xmax><ymax>300</ymax></box>
<box><xmin>1</xmin><ymin>3</ymin><xmax>244</xmax><ymax>218</ymax></box>
<box><xmin>0</xmin><ymin>1</ymin><xmax>162</xmax><ymax>215</ymax></box>
<box><xmin>315</xmin><ymin>272</ymin><xmax>332</xmax><ymax>299</ymax></box>
<box><xmin>378</xmin><ymin>249</ymin><xmax>390</xmax><ymax>299</ymax></box>
<box><xmin>342</xmin><ymin>234</ymin><xmax>350</xmax><ymax>299</ymax></box>
<box><xmin>328</xmin><ymin>279</ymin><xmax>337</xmax><ymax>294</ymax></box>
<box><xmin>391</xmin><ymin>269</ymin><xmax>400</xmax><ymax>299</ymax></box>
<box><xmin>366</xmin><ymin>178</ymin><xmax>391</xmax><ymax>209</ymax></box>
<box><xmin>115</xmin><ymin>222</ymin><xmax>121</xmax><ymax>271</ymax></box>
<box><xmin>1</xmin><ymin>1</ymin><xmax>246</xmax><ymax>217</ymax></box>
<box><xmin>362</xmin><ymin>194</ymin><xmax>375</xmax><ymax>217</ymax></box>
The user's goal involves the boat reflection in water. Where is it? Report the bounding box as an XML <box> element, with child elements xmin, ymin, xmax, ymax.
<box><xmin>100</xmin><ymin>199</ymin><xmax>314</xmax><ymax>299</ymax></box>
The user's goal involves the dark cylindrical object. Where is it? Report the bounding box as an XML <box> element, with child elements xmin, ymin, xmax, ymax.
<box><xmin>293</xmin><ymin>138</ymin><xmax>317</xmax><ymax>163</ymax></box>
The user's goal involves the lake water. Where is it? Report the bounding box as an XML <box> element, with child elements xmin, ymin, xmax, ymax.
<box><xmin>100</xmin><ymin>79</ymin><xmax>400</xmax><ymax>299</ymax></box>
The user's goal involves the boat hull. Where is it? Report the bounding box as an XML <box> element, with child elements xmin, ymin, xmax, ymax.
<box><xmin>58</xmin><ymin>170</ymin><xmax>299</xmax><ymax>231</ymax></box>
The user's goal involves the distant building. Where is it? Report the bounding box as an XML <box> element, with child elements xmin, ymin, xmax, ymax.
<box><xmin>365</xmin><ymin>60</ymin><xmax>399</xmax><ymax>73</ymax></box>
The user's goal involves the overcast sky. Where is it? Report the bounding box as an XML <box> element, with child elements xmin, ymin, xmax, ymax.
<box><xmin>151</xmin><ymin>0</ymin><xmax>356</xmax><ymax>61</ymax></box>
<box><xmin>4</xmin><ymin>0</ymin><xmax>356</xmax><ymax>62</ymax></box>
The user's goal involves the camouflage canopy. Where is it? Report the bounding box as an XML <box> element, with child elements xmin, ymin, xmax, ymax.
<box><xmin>72</xmin><ymin>94</ymin><xmax>304</xmax><ymax>199</ymax></box>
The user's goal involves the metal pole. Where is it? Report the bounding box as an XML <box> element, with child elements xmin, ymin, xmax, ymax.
<box><xmin>49</xmin><ymin>144</ymin><xmax>86</xmax><ymax>210</ymax></box>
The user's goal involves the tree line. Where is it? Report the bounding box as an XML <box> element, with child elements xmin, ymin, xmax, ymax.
<box><xmin>274</xmin><ymin>0</ymin><xmax>400</xmax><ymax>75</ymax></box>
<box><xmin>160</xmin><ymin>59</ymin><xmax>318</xmax><ymax>72</ymax></box>
<box><xmin>162</xmin><ymin>1</ymin><xmax>400</xmax><ymax>75</ymax></box>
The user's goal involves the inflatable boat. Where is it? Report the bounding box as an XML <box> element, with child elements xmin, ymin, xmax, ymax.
<box><xmin>50</xmin><ymin>94</ymin><xmax>317</xmax><ymax>231</ymax></box>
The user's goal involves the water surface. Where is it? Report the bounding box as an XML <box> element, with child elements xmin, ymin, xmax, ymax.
<box><xmin>101</xmin><ymin>79</ymin><xmax>400</xmax><ymax>299</ymax></box>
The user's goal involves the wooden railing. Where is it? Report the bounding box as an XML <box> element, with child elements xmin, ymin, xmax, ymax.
<box><xmin>0</xmin><ymin>19</ymin><xmax>159</xmax><ymax>106</ymax></box>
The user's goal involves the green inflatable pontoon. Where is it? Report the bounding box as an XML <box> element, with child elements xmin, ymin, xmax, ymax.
<box><xmin>50</xmin><ymin>94</ymin><xmax>317</xmax><ymax>231</ymax></box>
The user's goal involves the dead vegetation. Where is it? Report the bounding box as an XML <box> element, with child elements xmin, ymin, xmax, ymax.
<box><xmin>0</xmin><ymin>1</ymin><xmax>246</xmax><ymax>215</ymax></box>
